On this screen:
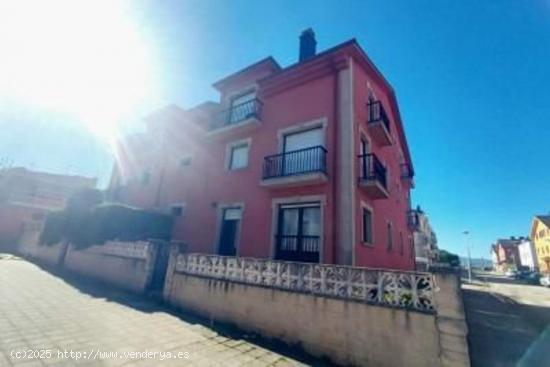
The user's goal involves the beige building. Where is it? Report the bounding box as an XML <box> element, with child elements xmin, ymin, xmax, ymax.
<box><xmin>408</xmin><ymin>206</ymin><xmax>439</xmax><ymax>271</ymax></box>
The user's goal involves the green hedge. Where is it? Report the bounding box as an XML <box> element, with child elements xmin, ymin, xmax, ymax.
<box><xmin>40</xmin><ymin>203</ymin><xmax>173</xmax><ymax>249</ymax></box>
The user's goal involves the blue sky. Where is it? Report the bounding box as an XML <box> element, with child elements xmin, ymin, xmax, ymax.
<box><xmin>1</xmin><ymin>0</ymin><xmax>549</xmax><ymax>258</ymax></box>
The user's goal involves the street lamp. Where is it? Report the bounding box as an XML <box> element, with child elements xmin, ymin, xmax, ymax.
<box><xmin>463</xmin><ymin>230</ymin><xmax>472</xmax><ymax>282</ymax></box>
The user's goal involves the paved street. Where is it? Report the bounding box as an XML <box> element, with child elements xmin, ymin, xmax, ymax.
<box><xmin>463</xmin><ymin>273</ymin><xmax>550</xmax><ymax>367</ymax></box>
<box><xmin>0</xmin><ymin>255</ymin><xmax>318</xmax><ymax>366</ymax></box>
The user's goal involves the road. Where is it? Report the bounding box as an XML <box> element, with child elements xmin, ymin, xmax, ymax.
<box><xmin>463</xmin><ymin>272</ymin><xmax>550</xmax><ymax>367</ymax></box>
<box><xmin>0</xmin><ymin>254</ymin><xmax>322</xmax><ymax>366</ymax></box>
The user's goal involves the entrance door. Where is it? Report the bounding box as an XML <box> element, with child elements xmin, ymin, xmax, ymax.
<box><xmin>218</xmin><ymin>208</ymin><xmax>241</xmax><ymax>256</ymax></box>
<box><xmin>283</xmin><ymin>127</ymin><xmax>323</xmax><ymax>175</ymax></box>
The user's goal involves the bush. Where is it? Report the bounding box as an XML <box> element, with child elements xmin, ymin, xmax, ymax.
<box><xmin>40</xmin><ymin>203</ymin><xmax>173</xmax><ymax>248</ymax></box>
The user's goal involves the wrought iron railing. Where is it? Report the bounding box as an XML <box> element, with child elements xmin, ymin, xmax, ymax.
<box><xmin>175</xmin><ymin>254</ymin><xmax>436</xmax><ymax>313</ymax></box>
<box><xmin>211</xmin><ymin>98</ymin><xmax>263</xmax><ymax>129</ymax></box>
<box><xmin>367</xmin><ymin>100</ymin><xmax>390</xmax><ymax>132</ymax></box>
<box><xmin>263</xmin><ymin>146</ymin><xmax>327</xmax><ymax>179</ymax></box>
<box><xmin>358</xmin><ymin>153</ymin><xmax>387</xmax><ymax>189</ymax></box>
<box><xmin>400</xmin><ymin>163</ymin><xmax>414</xmax><ymax>180</ymax></box>
<box><xmin>275</xmin><ymin>235</ymin><xmax>320</xmax><ymax>263</ymax></box>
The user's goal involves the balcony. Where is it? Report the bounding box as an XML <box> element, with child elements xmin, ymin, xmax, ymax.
<box><xmin>208</xmin><ymin>99</ymin><xmax>263</xmax><ymax>136</ymax></box>
<box><xmin>261</xmin><ymin>146</ymin><xmax>327</xmax><ymax>188</ymax></box>
<box><xmin>400</xmin><ymin>163</ymin><xmax>414</xmax><ymax>185</ymax></box>
<box><xmin>407</xmin><ymin>210</ymin><xmax>419</xmax><ymax>231</ymax></box>
<box><xmin>358</xmin><ymin>153</ymin><xmax>389</xmax><ymax>199</ymax></box>
<box><xmin>367</xmin><ymin>101</ymin><xmax>392</xmax><ymax>146</ymax></box>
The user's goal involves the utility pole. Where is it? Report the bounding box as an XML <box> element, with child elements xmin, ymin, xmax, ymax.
<box><xmin>463</xmin><ymin>230</ymin><xmax>472</xmax><ymax>282</ymax></box>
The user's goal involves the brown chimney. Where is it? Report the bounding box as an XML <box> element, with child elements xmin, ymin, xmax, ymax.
<box><xmin>299</xmin><ymin>28</ymin><xmax>317</xmax><ymax>62</ymax></box>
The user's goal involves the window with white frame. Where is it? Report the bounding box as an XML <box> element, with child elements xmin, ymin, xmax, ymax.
<box><xmin>362</xmin><ymin>207</ymin><xmax>373</xmax><ymax>244</ymax></box>
<box><xmin>229</xmin><ymin>143</ymin><xmax>249</xmax><ymax>170</ymax></box>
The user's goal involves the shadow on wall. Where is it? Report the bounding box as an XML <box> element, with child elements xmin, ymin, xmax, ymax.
<box><xmin>463</xmin><ymin>288</ymin><xmax>550</xmax><ymax>367</ymax></box>
<box><xmin>19</xmin><ymin>258</ymin><xmax>333</xmax><ymax>367</ymax></box>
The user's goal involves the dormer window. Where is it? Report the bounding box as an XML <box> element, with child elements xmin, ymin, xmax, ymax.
<box><xmin>229</xmin><ymin>91</ymin><xmax>256</xmax><ymax>123</ymax></box>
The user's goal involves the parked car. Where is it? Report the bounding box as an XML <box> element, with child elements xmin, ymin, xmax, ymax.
<box><xmin>540</xmin><ymin>274</ymin><xmax>550</xmax><ymax>287</ymax></box>
<box><xmin>505</xmin><ymin>269</ymin><xmax>518</xmax><ymax>278</ymax></box>
<box><xmin>524</xmin><ymin>272</ymin><xmax>540</xmax><ymax>285</ymax></box>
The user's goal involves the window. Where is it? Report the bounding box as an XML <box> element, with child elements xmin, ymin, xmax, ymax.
<box><xmin>387</xmin><ymin>222</ymin><xmax>393</xmax><ymax>251</ymax></box>
<box><xmin>276</xmin><ymin>203</ymin><xmax>321</xmax><ymax>263</ymax></box>
<box><xmin>140</xmin><ymin>171</ymin><xmax>150</xmax><ymax>185</ymax></box>
<box><xmin>362</xmin><ymin>208</ymin><xmax>373</xmax><ymax>244</ymax></box>
<box><xmin>410</xmin><ymin>237</ymin><xmax>415</xmax><ymax>259</ymax></box>
<box><xmin>170</xmin><ymin>205</ymin><xmax>185</xmax><ymax>217</ymax></box>
<box><xmin>229</xmin><ymin>144</ymin><xmax>249</xmax><ymax>170</ymax></box>
<box><xmin>180</xmin><ymin>156</ymin><xmax>192</xmax><ymax>167</ymax></box>
<box><xmin>229</xmin><ymin>92</ymin><xmax>256</xmax><ymax>123</ymax></box>
<box><xmin>282</xmin><ymin>127</ymin><xmax>324</xmax><ymax>175</ymax></box>
<box><xmin>539</xmin><ymin>230</ymin><xmax>545</xmax><ymax>238</ymax></box>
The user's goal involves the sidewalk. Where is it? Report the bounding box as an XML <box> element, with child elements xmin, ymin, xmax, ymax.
<box><xmin>0</xmin><ymin>255</ymin><xmax>319</xmax><ymax>366</ymax></box>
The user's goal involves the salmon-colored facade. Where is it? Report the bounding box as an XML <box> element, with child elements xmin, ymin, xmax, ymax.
<box><xmin>110</xmin><ymin>33</ymin><xmax>416</xmax><ymax>270</ymax></box>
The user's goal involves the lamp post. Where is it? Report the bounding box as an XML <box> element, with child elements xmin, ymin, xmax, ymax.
<box><xmin>463</xmin><ymin>230</ymin><xmax>472</xmax><ymax>282</ymax></box>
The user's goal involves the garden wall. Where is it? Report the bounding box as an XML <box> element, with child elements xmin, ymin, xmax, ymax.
<box><xmin>17</xmin><ymin>221</ymin><xmax>65</xmax><ymax>266</ymax></box>
<box><xmin>63</xmin><ymin>240</ymin><xmax>158</xmax><ymax>293</ymax></box>
<box><xmin>164</xmin><ymin>250</ymin><xmax>470</xmax><ymax>367</ymax></box>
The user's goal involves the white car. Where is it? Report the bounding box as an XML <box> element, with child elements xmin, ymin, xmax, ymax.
<box><xmin>540</xmin><ymin>274</ymin><xmax>550</xmax><ymax>287</ymax></box>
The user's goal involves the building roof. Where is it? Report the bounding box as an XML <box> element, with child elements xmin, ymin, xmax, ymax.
<box><xmin>535</xmin><ymin>215</ymin><xmax>550</xmax><ymax>228</ymax></box>
<box><xmin>495</xmin><ymin>239</ymin><xmax>521</xmax><ymax>248</ymax></box>
<box><xmin>212</xmin><ymin>57</ymin><xmax>281</xmax><ymax>90</ymax></box>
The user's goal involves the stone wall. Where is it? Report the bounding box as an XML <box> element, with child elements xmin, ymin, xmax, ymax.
<box><xmin>163</xmin><ymin>250</ymin><xmax>471</xmax><ymax>367</ymax></box>
<box><xmin>63</xmin><ymin>241</ymin><xmax>157</xmax><ymax>293</ymax></box>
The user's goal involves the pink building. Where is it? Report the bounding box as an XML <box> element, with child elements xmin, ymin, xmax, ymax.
<box><xmin>110</xmin><ymin>30</ymin><xmax>416</xmax><ymax>270</ymax></box>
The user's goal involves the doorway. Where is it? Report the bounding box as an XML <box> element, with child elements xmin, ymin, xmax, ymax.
<box><xmin>218</xmin><ymin>207</ymin><xmax>242</xmax><ymax>256</ymax></box>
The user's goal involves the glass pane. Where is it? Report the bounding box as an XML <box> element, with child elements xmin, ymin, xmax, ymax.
<box><xmin>302</xmin><ymin>207</ymin><xmax>320</xmax><ymax>236</ymax></box>
<box><xmin>363</xmin><ymin>209</ymin><xmax>372</xmax><ymax>242</ymax></box>
<box><xmin>230</xmin><ymin>145</ymin><xmax>248</xmax><ymax>169</ymax></box>
<box><xmin>280</xmin><ymin>208</ymin><xmax>299</xmax><ymax>236</ymax></box>
<box><xmin>284</xmin><ymin>128</ymin><xmax>323</xmax><ymax>152</ymax></box>
<box><xmin>231</xmin><ymin>92</ymin><xmax>255</xmax><ymax>107</ymax></box>
<box><xmin>224</xmin><ymin>208</ymin><xmax>242</xmax><ymax>220</ymax></box>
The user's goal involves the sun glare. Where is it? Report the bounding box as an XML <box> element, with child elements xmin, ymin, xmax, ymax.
<box><xmin>0</xmin><ymin>0</ymin><xmax>155</xmax><ymax>146</ymax></box>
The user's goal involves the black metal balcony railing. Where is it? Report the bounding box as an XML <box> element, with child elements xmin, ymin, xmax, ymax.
<box><xmin>367</xmin><ymin>100</ymin><xmax>390</xmax><ymax>132</ymax></box>
<box><xmin>263</xmin><ymin>146</ymin><xmax>327</xmax><ymax>179</ymax></box>
<box><xmin>400</xmin><ymin>163</ymin><xmax>414</xmax><ymax>180</ymax></box>
<box><xmin>407</xmin><ymin>210</ymin><xmax>420</xmax><ymax>230</ymax></box>
<box><xmin>211</xmin><ymin>98</ymin><xmax>263</xmax><ymax>129</ymax></box>
<box><xmin>275</xmin><ymin>235</ymin><xmax>320</xmax><ymax>263</ymax></box>
<box><xmin>358</xmin><ymin>153</ymin><xmax>387</xmax><ymax>189</ymax></box>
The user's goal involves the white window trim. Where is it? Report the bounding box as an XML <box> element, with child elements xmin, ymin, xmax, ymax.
<box><xmin>360</xmin><ymin>201</ymin><xmax>374</xmax><ymax>247</ymax></box>
<box><xmin>270</xmin><ymin>195</ymin><xmax>326</xmax><ymax>263</ymax></box>
<box><xmin>225</xmin><ymin>138</ymin><xmax>252</xmax><ymax>171</ymax></box>
<box><xmin>276</xmin><ymin>117</ymin><xmax>328</xmax><ymax>153</ymax></box>
<box><xmin>213</xmin><ymin>202</ymin><xmax>245</xmax><ymax>256</ymax></box>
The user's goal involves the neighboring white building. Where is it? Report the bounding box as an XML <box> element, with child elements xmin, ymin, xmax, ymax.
<box><xmin>408</xmin><ymin>206</ymin><xmax>438</xmax><ymax>271</ymax></box>
<box><xmin>518</xmin><ymin>238</ymin><xmax>537</xmax><ymax>271</ymax></box>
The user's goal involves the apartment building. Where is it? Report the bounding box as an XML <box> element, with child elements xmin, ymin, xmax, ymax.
<box><xmin>109</xmin><ymin>30</ymin><xmax>416</xmax><ymax>270</ymax></box>
<box><xmin>407</xmin><ymin>206</ymin><xmax>438</xmax><ymax>271</ymax></box>
<box><xmin>0</xmin><ymin>167</ymin><xmax>96</xmax><ymax>247</ymax></box>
